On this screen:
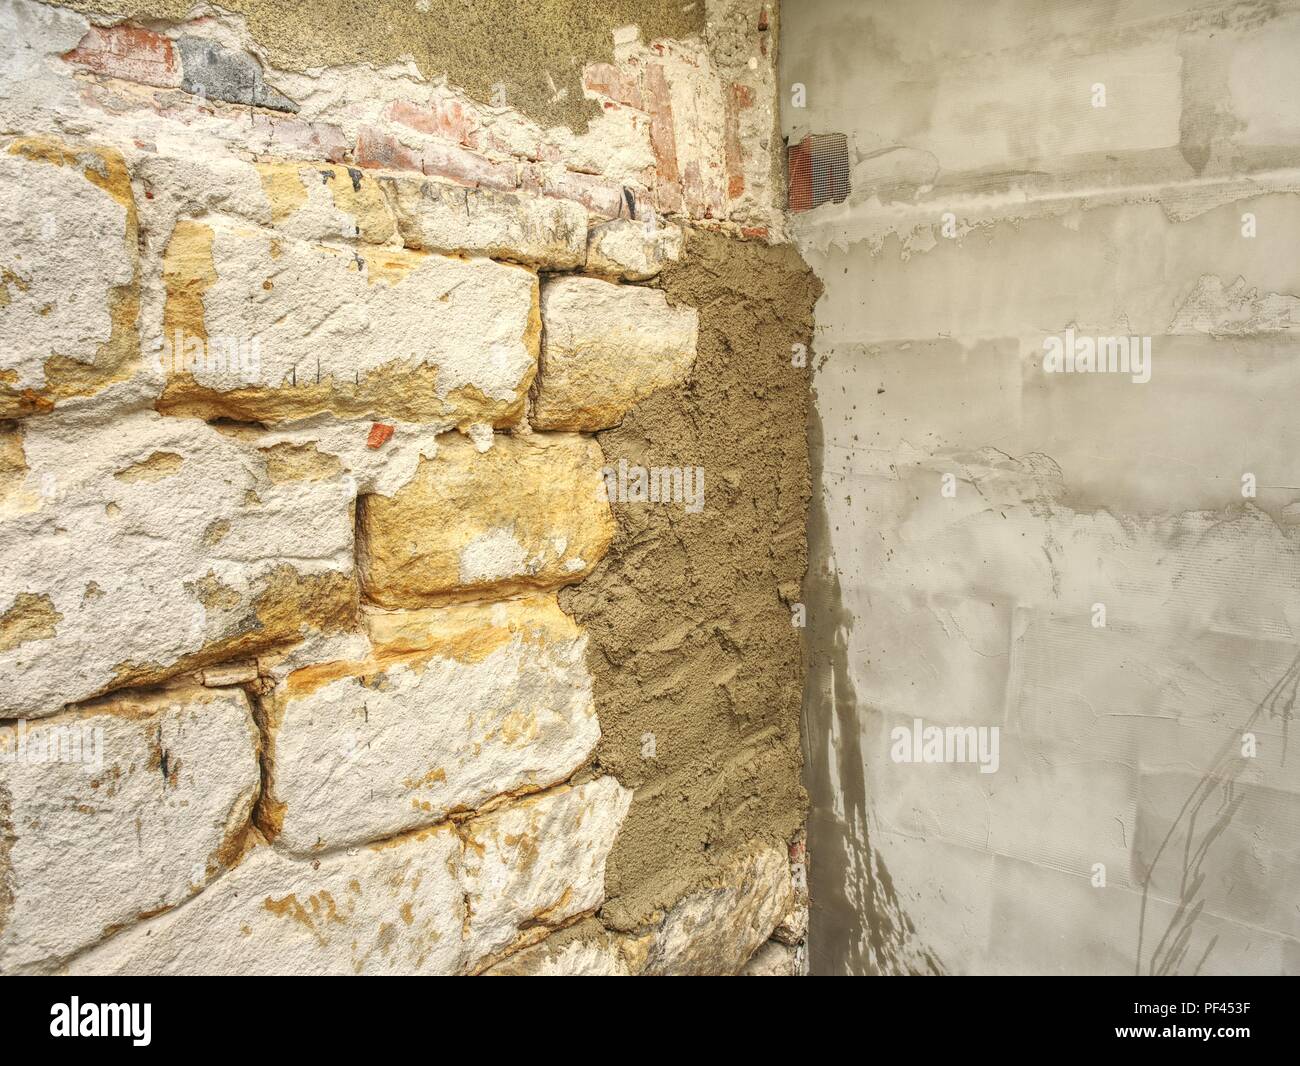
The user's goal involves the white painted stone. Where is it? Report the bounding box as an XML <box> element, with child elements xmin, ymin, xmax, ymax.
<box><xmin>255</xmin><ymin>160</ymin><xmax>398</xmax><ymax>244</ymax></box>
<box><xmin>457</xmin><ymin>528</ymin><xmax>530</xmax><ymax>586</ymax></box>
<box><xmin>0</xmin><ymin>684</ymin><xmax>259</xmax><ymax>974</ymax></box>
<box><xmin>461</xmin><ymin>776</ymin><xmax>632</xmax><ymax>969</ymax></box>
<box><xmin>0</xmin><ymin>137</ymin><xmax>136</xmax><ymax>414</ymax></box>
<box><xmin>642</xmin><ymin>845</ymin><xmax>793</xmax><ymax>975</ymax></box>
<box><xmin>381</xmin><ymin>175</ymin><xmax>588</xmax><ymax>269</ymax></box>
<box><xmin>0</xmin><ymin>143</ymin><xmax>127</xmax><ymax>389</ymax></box>
<box><xmin>250</xmin><ymin>413</ymin><xmax>445</xmax><ymax>498</ymax></box>
<box><xmin>138</xmin><ymin>154</ymin><xmax>398</xmax><ymax>247</ymax></box>
<box><xmin>586</xmin><ymin>217</ymin><xmax>683</xmax><ymax>281</ymax></box>
<box><xmin>0</xmin><ymin>1</ymin><xmax>89</xmax><ymax>137</ymax></box>
<box><xmin>485</xmin><ymin>935</ymin><xmax>636</xmax><ymax>976</ymax></box>
<box><xmin>158</xmin><ymin>215</ymin><xmax>538</xmax><ymax>425</ymax></box>
<box><xmin>484</xmin><ymin>845</ymin><xmax>802</xmax><ymax>976</ymax></box>
<box><xmin>532</xmin><ymin>276</ymin><xmax>698</xmax><ymax>431</ymax></box>
<box><xmin>740</xmin><ymin>939</ymin><xmax>802</xmax><ymax>976</ymax></box>
<box><xmin>262</xmin><ymin>595</ymin><xmax>600</xmax><ymax>854</ymax></box>
<box><xmin>66</xmin><ymin>826</ymin><xmax>464</xmax><ymax>975</ymax></box>
<box><xmin>0</xmin><ymin>408</ymin><xmax>362</xmax><ymax>718</ymax></box>
<box><xmin>466</xmin><ymin>422</ymin><xmax>495</xmax><ymax>452</ymax></box>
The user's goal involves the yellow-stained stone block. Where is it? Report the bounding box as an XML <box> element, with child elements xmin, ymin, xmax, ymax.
<box><xmin>359</xmin><ymin>432</ymin><xmax>614</xmax><ymax>606</ymax></box>
<box><xmin>532</xmin><ymin>275</ymin><xmax>697</xmax><ymax>431</ymax></box>
<box><xmin>257</xmin><ymin>594</ymin><xmax>599</xmax><ymax>853</ymax></box>
<box><xmin>255</xmin><ymin>161</ymin><xmax>397</xmax><ymax>245</ymax></box>
<box><xmin>381</xmin><ymin>174</ymin><xmax>587</xmax><ymax>269</ymax></box>
<box><xmin>156</xmin><ymin>216</ymin><xmax>539</xmax><ymax>426</ymax></box>
<box><xmin>66</xmin><ymin>776</ymin><xmax>632</xmax><ymax>975</ymax></box>
<box><xmin>0</xmin><ymin>138</ymin><xmax>140</xmax><ymax>419</ymax></box>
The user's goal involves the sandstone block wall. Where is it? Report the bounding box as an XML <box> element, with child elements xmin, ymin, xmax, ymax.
<box><xmin>1</xmin><ymin>0</ymin><xmax>812</xmax><ymax>975</ymax></box>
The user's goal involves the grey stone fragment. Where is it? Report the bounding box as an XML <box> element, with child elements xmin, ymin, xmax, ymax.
<box><xmin>178</xmin><ymin>36</ymin><xmax>297</xmax><ymax>113</ymax></box>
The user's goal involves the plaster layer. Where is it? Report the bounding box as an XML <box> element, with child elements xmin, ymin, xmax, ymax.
<box><xmin>562</xmin><ymin>227</ymin><xmax>820</xmax><ymax>930</ymax></box>
<box><xmin>786</xmin><ymin>0</ymin><xmax>1300</xmax><ymax>975</ymax></box>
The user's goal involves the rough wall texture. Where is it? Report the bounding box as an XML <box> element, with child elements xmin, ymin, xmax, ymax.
<box><xmin>785</xmin><ymin>0</ymin><xmax>1300</xmax><ymax>975</ymax></box>
<box><xmin>561</xmin><ymin>229</ymin><xmax>819</xmax><ymax>932</ymax></box>
<box><xmin>0</xmin><ymin>0</ymin><xmax>808</xmax><ymax>975</ymax></box>
<box><xmin>48</xmin><ymin>0</ymin><xmax>703</xmax><ymax>131</ymax></box>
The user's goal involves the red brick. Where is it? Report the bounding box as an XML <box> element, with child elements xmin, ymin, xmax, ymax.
<box><xmin>385</xmin><ymin>98</ymin><xmax>481</xmax><ymax>148</ymax></box>
<box><xmin>787</xmin><ymin>136</ymin><xmax>813</xmax><ymax>213</ymax></box>
<box><xmin>359</xmin><ymin>114</ymin><xmax>518</xmax><ymax>189</ymax></box>
<box><xmin>530</xmin><ymin>166</ymin><xmax>628</xmax><ymax>220</ymax></box>
<box><xmin>63</xmin><ymin>24</ymin><xmax>181</xmax><ymax>89</ymax></box>
<box><xmin>681</xmin><ymin>159</ymin><xmax>723</xmax><ymax>220</ymax></box>
<box><xmin>248</xmin><ymin>113</ymin><xmax>349</xmax><ymax>163</ymax></box>
<box><xmin>725</xmin><ymin>82</ymin><xmax>753</xmax><ymax>203</ymax></box>
<box><xmin>583</xmin><ymin>63</ymin><xmax>619</xmax><ymax>99</ymax></box>
<box><xmin>421</xmin><ymin>140</ymin><xmax>517</xmax><ymax>191</ymax></box>
<box><xmin>355</xmin><ymin>127</ymin><xmax>425</xmax><ymax>173</ymax></box>
<box><xmin>583</xmin><ymin>63</ymin><xmax>644</xmax><ymax>110</ymax></box>
<box><xmin>536</xmin><ymin>140</ymin><xmax>568</xmax><ymax>164</ymax></box>
<box><xmin>655</xmin><ymin>181</ymin><xmax>683</xmax><ymax>217</ymax></box>
<box><xmin>643</xmin><ymin>63</ymin><xmax>679</xmax><ymax>187</ymax></box>
<box><xmin>367</xmin><ymin>423</ymin><xmax>395</xmax><ymax>450</ymax></box>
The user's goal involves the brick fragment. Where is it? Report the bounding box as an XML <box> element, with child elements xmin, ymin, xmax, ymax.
<box><xmin>63</xmin><ymin>24</ymin><xmax>181</xmax><ymax>88</ymax></box>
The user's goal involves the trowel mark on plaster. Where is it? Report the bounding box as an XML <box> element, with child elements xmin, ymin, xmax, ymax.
<box><xmin>804</xmin><ymin>404</ymin><xmax>943</xmax><ymax>976</ymax></box>
<box><xmin>1176</xmin><ymin>34</ymin><xmax>1243</xmax><ymax>178</ymax></box>
<box><xmin>1135</xmin><ymin>649</ymin><xmax>1300</xmax><ymax>977</ymax></box>
<box><xmin>560</xmin><ymin>228</ymin><xmax>814</xmax><ymax>936</ymax></box>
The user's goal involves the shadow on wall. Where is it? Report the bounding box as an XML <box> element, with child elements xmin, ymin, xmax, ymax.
<box><xmin>785</xmin><ymin>0</ymin><xmax>1300</xmax><ymax>977</ymax></box>
<box><xmin>803</xmin><ymin>405</ymin><xmax>944</xmax><ymax>977</ymax></box>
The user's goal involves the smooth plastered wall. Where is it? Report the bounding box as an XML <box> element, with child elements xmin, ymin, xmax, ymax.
<box><xmin>785</xmin><ymin>0</ymin><xmax>1300</xmax><ymax>975</ymax></box>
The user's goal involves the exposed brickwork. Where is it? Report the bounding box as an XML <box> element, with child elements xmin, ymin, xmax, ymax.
<box><xmin>63</xmin><ymin>24</ymin><xmax>181</xmax><ymax>88</ymax></box>
<box><xmin>366</xmin><ymin>423</ymin><xmax>395</xmax><ymax>449</ymax></box>
<box><xmin>54</xmin><ymin>3</ymin><xmax>780</xmax><ymax>229</ymax></box>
